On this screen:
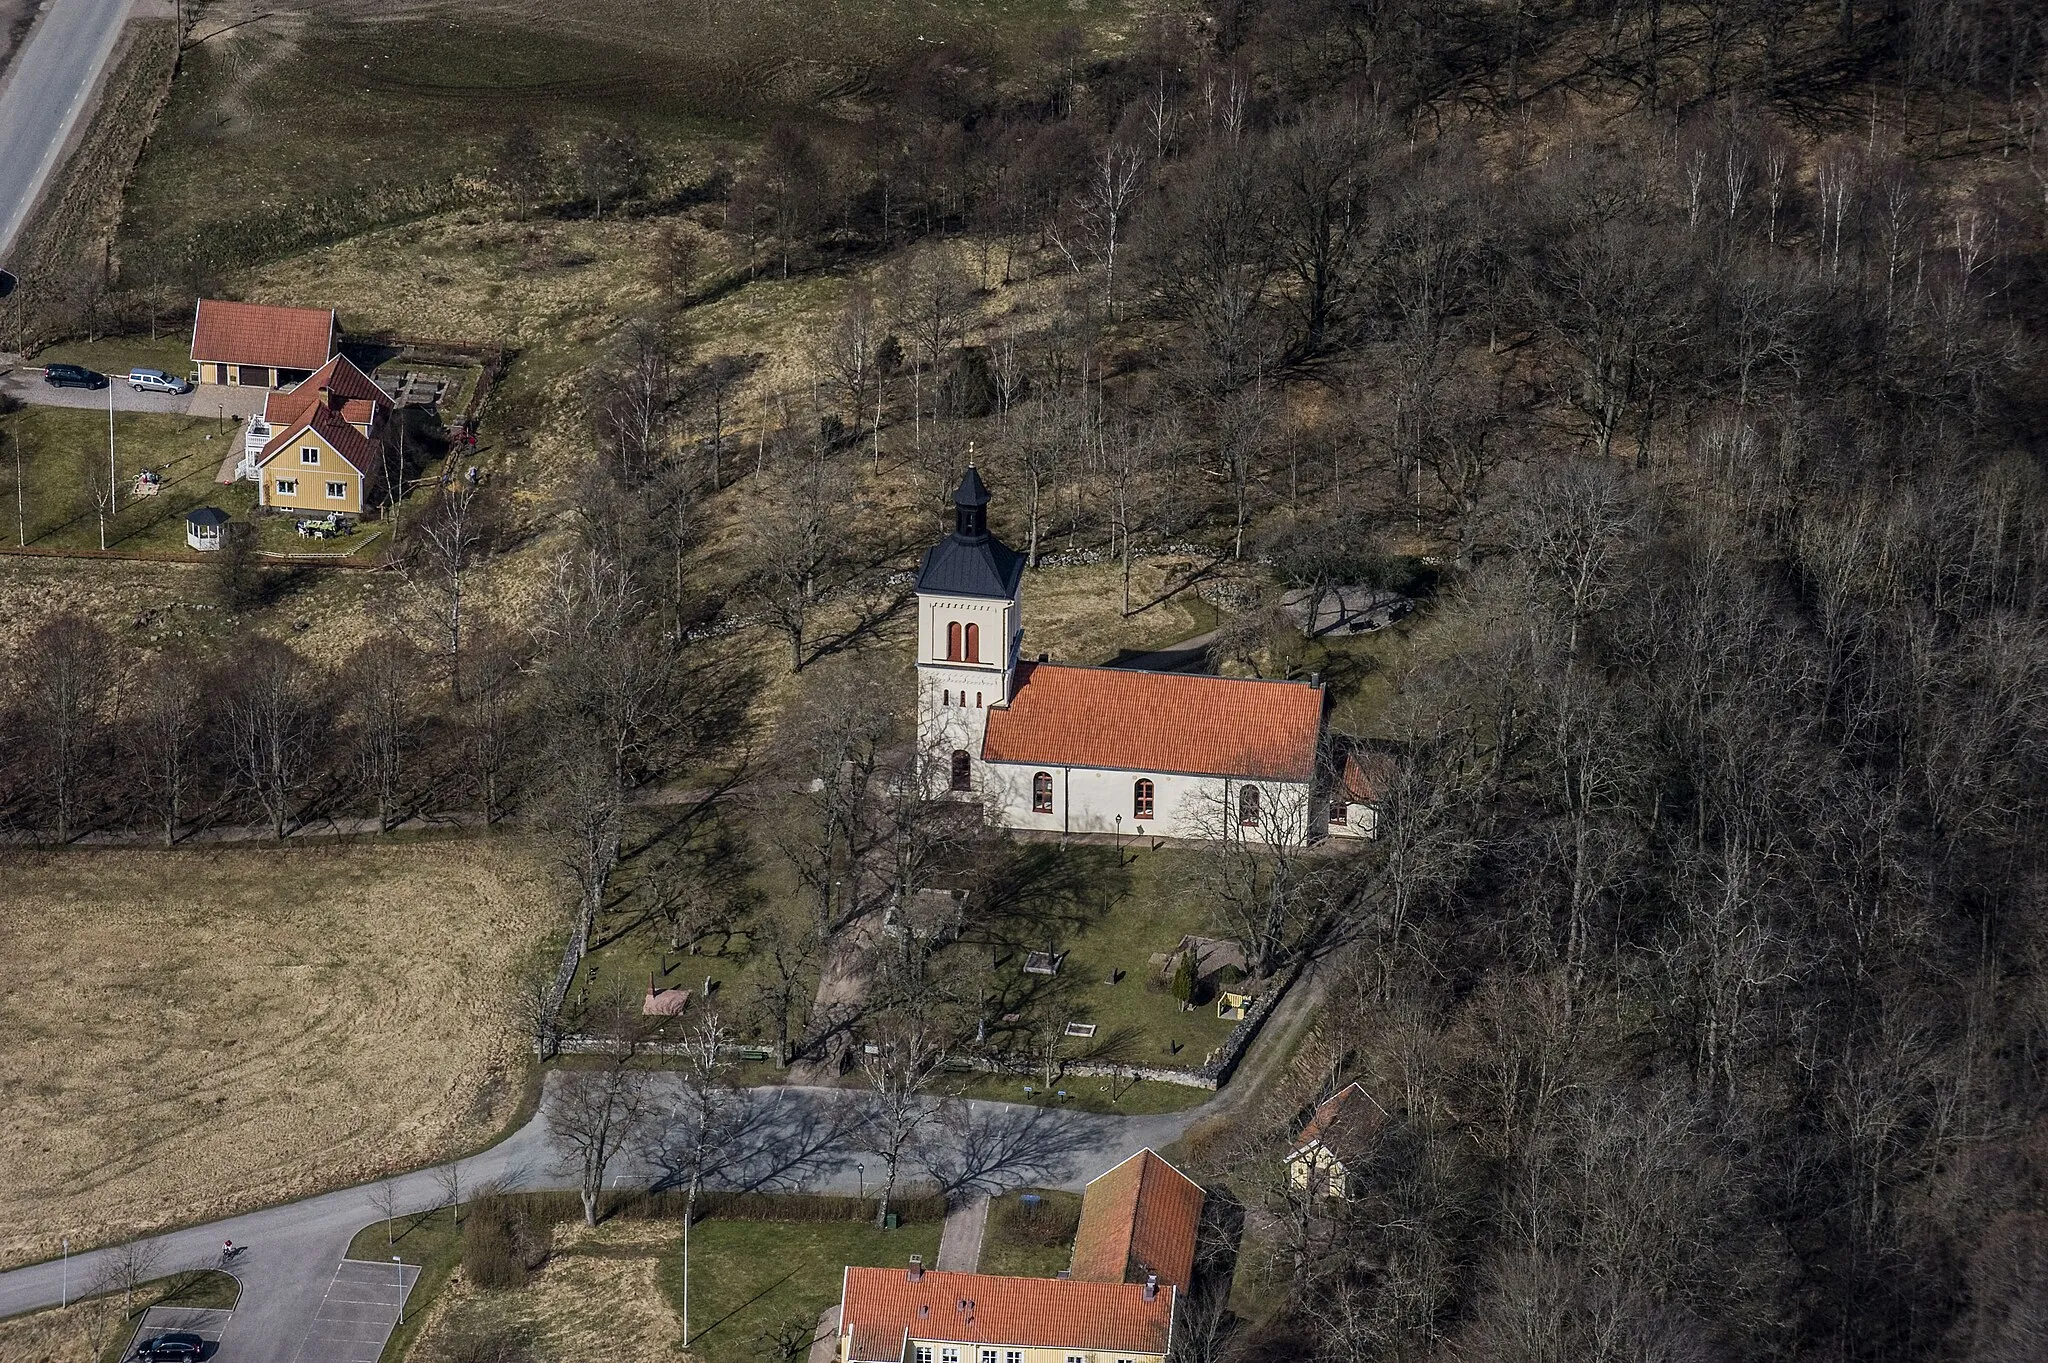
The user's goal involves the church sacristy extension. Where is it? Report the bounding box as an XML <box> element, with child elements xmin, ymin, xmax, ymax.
<box><xmin>914</xmin><ymin>469</ymin><xmax>1376</xmax><ymax>844</ymax></box>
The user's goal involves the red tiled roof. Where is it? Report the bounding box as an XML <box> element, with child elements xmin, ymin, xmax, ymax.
<box><xmin>262</xmin><ymin>355</ymin><xmax>388</xmax><ymax>432</ymax></box>
<box><xmin>1070</xmin><ymin>1149</ymin><xmax>1205</xmax><ymax>1293</ymax></box>
<box><xmin>257</xmin><ymin>403</ymin><xmax>380</xmax><ymax>476</ymax></box>
<box><xmin>190</xmin><ymin>299</ymin><xmax>334</xmax><ymax>370</ymax></box>
<box><xmin>1342</xmin><ymin>751</ymin><xmax>1397</xmax><ymax>804</ymax></box>
<box><xmin>981</xmin><ymin>664</ymin><xmax>1324</xmax><ymax>781</ymax></box>
<box><xmin>839</xmin><ymin>1266</ymin><xmax>1172</xmax><ymax>1361</ymax></box>
<box><xmin>1289</xmin><ymin>1082</ymin><xmax>1385</xmax><ymax>1164</ymax></box>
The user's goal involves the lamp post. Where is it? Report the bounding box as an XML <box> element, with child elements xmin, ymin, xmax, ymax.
<box><xmin>393</xmin><ymin>1256</ymin><xmax>404</xmax><ymax>1326</ymax></box>
<box><xmin>1114</xmin><ymin>814</ymin><xmax>1122</xmax><ymax>864</ymax></box>
<box><xmin>107</xmin><ymin>379</ymin><xmax>117</xmax><ymax>516</ymax></box>
<box><xmin>856</xmin><ymin>1162</ymin><xmax>865</xmax><ymax>1199</ymax></box>
<box><xmin>60</xmin><ymin>1238</ymin><xmax>67</xmax><ymax>1308</ymax></box>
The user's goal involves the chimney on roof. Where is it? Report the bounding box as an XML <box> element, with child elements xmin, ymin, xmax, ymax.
<box><xmin>907</xmin><ymin>1255</ymin><xmax>924</xmax><ymax>1283</ymax></box>
<box><xmin>318</xmin><ymin>385</ymin><xmax>332</xmax><ymax>407</ymax></box>
<box><xmin>1144</xmin><ymin>1274</ymin><xmax>1159</xmax><ymax>1302</ymax></box>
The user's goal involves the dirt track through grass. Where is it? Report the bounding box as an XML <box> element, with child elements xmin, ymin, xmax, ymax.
<box><xmin>0</xmin><ymin>841</ymin><xmax>565</xmax><ymax>1270</ymax></box>
<box><xmin>123</xmin><ymin>0</ymin><xmax>1138</xmax><ymax>275</ymax></box>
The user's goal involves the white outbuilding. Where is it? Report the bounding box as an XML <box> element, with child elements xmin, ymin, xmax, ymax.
<box><xmin>185</xmin><ymin>506</ymin><xmax>231</xmax><ymax>551</ymax></box>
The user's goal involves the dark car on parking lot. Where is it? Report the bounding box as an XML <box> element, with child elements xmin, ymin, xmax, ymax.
<box><xmin>43</xmin><ymin>363</ymin><xmax>107</xmax><ymax>390</ymax></box>
<box><xmin>131</xmin><ymin>1332</ymin><xmax>206</xmax><ymax>1362</ymax></box>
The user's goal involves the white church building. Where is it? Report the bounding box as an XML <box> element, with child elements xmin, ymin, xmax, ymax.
<box><xmin>915</xmin><ymin>469</ymin><xmax>1378</xmax><ymax>844</ymax></box>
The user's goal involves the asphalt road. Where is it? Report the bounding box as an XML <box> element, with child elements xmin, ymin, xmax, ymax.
<box><xmin>0</xmin><ymin>1079</ymin><xmax>1209</xmax><ymax>1363</ymax></box>
<box><xmin>0</xmin><ymin>0</ymin><xmax>134</xmax><ymax>261</ymax></box>
<box><xmin>0</xmin><ymin>956</ymin><xmax>1329</xmax><ymax>1362</ymax></box>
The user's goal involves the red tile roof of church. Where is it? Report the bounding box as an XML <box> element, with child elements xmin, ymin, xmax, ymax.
<box><xmin>839</xmin><ymin>1266</ymin><xmax>1173</xmax><ymax>1360</ymax></box>
<box><xmin>1069</xmin><ymin>1149</ymin><xmax>1205</xmax><ymax>1292</ymax></box>
<box><xmin>190</xmin><ymin>299</ymin><xmax>335</xmax><ymax>370</ymax></box>
<box><xmin>1342</xmin><ymin>750</ymin><xmax>1398</xmax><ymax>803</ymax></box>
<box><xmin>981</xmin><ymin>663</ymin><xmax>1323</xmax><ymax>781</ymax></box>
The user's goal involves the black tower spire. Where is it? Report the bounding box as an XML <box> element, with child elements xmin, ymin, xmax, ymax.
<box><xmin>953</xmin><ymin>466</ymin><xmax>990</xmax><ymax>540</ymax></box>
<box><xmin>915</xmin><ymin>465</ymin><xmax>1022</xmax><ymax>600</ymax></box>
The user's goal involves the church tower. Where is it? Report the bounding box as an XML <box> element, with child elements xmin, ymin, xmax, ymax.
<box><xmin>913</xmin><ymin>468</ymin><xmax>1024</xmax><ymax>793</ymax></box>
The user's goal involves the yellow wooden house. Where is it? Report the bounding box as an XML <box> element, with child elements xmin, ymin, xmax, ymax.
<box><xmin>251</xmin><ymin>355</ymin><xmax>390</xmax><ymax>516</ymax></box>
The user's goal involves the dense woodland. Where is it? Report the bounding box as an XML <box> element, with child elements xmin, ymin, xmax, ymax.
<box><xmin>7</xmin><ymin>1</ymin><xmax>2048</xmax><ymax>1359</ymax></box>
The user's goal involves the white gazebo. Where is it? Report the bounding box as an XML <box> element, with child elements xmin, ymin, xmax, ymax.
<box><xmin>186</xmin><ymin>506</ymin><xmax>231</xmax><ymax>551</ymax></box>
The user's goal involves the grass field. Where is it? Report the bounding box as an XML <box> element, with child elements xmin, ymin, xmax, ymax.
<box><xmin>396</xmin><ymin>1213</ymin><xmax>938</xmax><ymax>1363</ymax></box>
<box><xmin>975</xmin><ymin>845</ymin><xmax>1243</xmax><ymax>1073</ymax></box>
<box><xmin>0</xmin><ymin>406</ymin><xmax>234</xmax><ymax>552</ymax></box>
<box><xmin>659</xmin><ymin>1218</ymin><xmax>939</xmax><ymax>1363</ymax></box>
<box><xmin>0</xmin><ymin>1270</ymin><xmax>241</xmax><ymax>1363</ymax></box>
<box><xmin>119</xmin><ymin>0</ymin><xmax>1142</xmax><ymax>279</ymax></box>
<box><xmin>0</xmin><ymin>841</ymin><xmax>567</xmax><ymax>1271</ymax></box>
<box><xmin>948</xmin><ymin>1069</ymin><xmax>1212</xmax><ymax>1115</ymax></box>
<box><xmin>561</xmin><ymin>806</ymin><xmax>794</xmax><ymax>1043</ymax></box>
<box><xmin>977</xmin><ymin>1187</ymin><xmax>1079</xmax><ymax>1277</ymax></box>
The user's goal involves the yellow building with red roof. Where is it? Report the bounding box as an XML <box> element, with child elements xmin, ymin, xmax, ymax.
<box><xmin>1285</xmin><ymin>1082</ymin><xmax>1386</xmax><ymax>1198</ymax></box>
<box><xmin>244</xmin><ymin>354</ymin><xmax>392</xmax><ymax>516</ymax></box>
<box><xmin>190</xmin><ymin>298</ymin><xmax>335</xmax><ymax>390</ymax></box>
<box><xmin>834</xmin><ymin>1150</ymin><xmax>1203</xmax><ymax>1363</ymax></box>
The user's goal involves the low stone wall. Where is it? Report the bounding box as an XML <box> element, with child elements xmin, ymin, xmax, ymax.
<box><xmin>549</xmin><ymin>1033</ymin><xmax>780</xmax><ymax>1062</ymax></box>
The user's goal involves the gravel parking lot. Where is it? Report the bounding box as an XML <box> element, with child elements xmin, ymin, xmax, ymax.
<box><xmin>0</xmin><ymin>363</ymin><xmax>196</xmax><ymax>414</ymax></box>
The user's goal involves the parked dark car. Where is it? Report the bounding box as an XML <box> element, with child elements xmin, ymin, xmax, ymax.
<box><xmin>43</xmin><ymin>363</ymin><xmax>107</xmax><ymax>389</ymax></box>
<box><xmin>131</xmin><ymin>1332</ymin><xmax>205</xmax><ymax>1362</ymax></box>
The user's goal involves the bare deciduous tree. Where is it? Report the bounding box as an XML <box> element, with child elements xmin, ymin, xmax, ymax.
<box><xmin>548</xmin><ymin>998</ymin><xmax>655</xmax><ymax>1227</ymax></box>
<box><xmin>408</xmin><ymin>481</ymin><xmax>497</xmax><ymax>702</ymax></box>
<box><xmin>345</xmin><ymin>635</ymin><xmax>422</xmax><ymax>832</ymax></box>
<box><xmin>223</xmin><ymin>638</ymin><xmax>322</xmax><ymax>841</ymax></box>
<box><xmin>15</xmin><ymin>612</ymin><xmax>111</xmax><ymax>842</ymax></box>
<box><xmin>126</xmin><ymin>650</ymin><xmax>207</xmax><ymax>845</ymax></box>
<box><xmin>857</xmin><ymin>1020</ymin><xmax>944</xmax><ymax>1228</ymax></box>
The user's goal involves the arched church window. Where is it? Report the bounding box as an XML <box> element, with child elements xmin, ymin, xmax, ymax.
<box><xmin>1239</xmin><ymin>784</ymin><xmax>1262</xmax><ymax>827</ymax></box>
<box><xmin>943</xmin><ymin>690</ymin><xmax>951</xmax><ymax>707</ymax></box>
<box><xmin>965</xmin><ymin>623</ymin><xmax>980</xmax><ymax>662</ymax></box>
<box><xmin>1133</xmin><ymin>779</ymin><xmax>1155</xmax><ymax>820</ymax></box>
<box><xmin>1032</xmin><ymin>772</ymin><xmax>1054</xmax><ymax>813</ymax></box>
<box><xmin>946</xmin><ymin>621</ymin><xmax>962</xmax><ymax>661</ymax></box>
<box><xmin>950</xmin><ymin>750</ymin><xmax>972</xmax><ymax>792</ymax></box>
